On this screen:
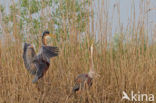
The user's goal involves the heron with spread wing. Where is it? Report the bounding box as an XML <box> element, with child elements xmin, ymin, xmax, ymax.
<box><xmin>23</xmin><ymin>31</ymin><xmax>59</xmax><ymax>83</ymax></box>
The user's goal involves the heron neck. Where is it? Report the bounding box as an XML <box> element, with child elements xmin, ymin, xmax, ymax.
<box><xmin>91</xmin><ymin>54</ymin><xmax>94</xmax><ymax>68</ymax></box>
<box><xmin>42</xmin><ymin>36</ymin><xmax>47</xmax><ymax>45</ymax></box>
<box><xmin>88</xmin><ymin>49</ymin><xmax>95</xmax><ymax>78</ymax></box>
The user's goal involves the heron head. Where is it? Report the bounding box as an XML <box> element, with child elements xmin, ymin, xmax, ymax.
<box><xmin>42</xmin><ymin>30</ymin><xmax>50</xmax><ymax>36</ymax></box>
<box><xmin>42</xmin><ymin>30</ymin><xmax>56</xmax><ymax>39</ymax></box>
<box><xmin>42</xmin><ymin>30</ymin><xmax>56</xmax><ymax>45</ymax></box>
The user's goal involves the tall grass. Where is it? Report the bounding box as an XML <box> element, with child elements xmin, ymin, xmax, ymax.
<box><xmin>0</xmin><ymin>0</ymin><xmax>156</xmax><ymax>103</ymax></box>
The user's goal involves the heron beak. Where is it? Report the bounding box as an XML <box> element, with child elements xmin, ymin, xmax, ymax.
<box><xmin>49</xmin><ymin>34</ymin><xmax>56</xmax><ymax>38</ymax></box>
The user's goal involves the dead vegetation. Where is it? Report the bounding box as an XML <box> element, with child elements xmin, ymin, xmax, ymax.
<box><xmin>0</xmin><ymin>0</ymin><xmax>156</xmax><ymax>103</ymax></box>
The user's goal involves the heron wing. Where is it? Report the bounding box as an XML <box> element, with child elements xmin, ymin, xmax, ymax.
<box><xmin>32</xmin><ymin>61</ymin><xmax>49</xmax><ymax>83</ymax></box>
<box><xmin>23</xmin><ymin>43</ymin><xmax>37</xmax><ymax>75</ymax></box>
<box><xmin>41</xmin><ymin>45</ymin><xmax>59</xmax><ymax>58</ymax></box>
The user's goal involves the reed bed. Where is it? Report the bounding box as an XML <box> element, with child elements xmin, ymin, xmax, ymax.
<box><xmin>0</xmin><ymin>0</ymin><xmax>156</xmax><ymax>103</ymax></box>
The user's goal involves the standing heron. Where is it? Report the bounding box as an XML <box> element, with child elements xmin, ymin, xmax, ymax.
<box><xmin>22</xmin><ymin>31</ymin><xmax>59</xmax><ymax>83</ymax></box>
<box><xmin>72</xmin><ymin>44</ymin><xmax>96</xmax><ymax>93</ymax></box>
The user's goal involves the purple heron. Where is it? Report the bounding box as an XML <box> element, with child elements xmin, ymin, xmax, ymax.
<box><xmin>23</xmin><ymin>31</ymin><xmax>59</xmax><ymax>83</ymax></box>
<box><xmin>72</xmin><ymin>44</ymin><xmax>96</xmax><ymax>93</ymax></box>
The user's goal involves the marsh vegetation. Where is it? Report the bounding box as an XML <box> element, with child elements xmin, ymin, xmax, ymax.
<box><xmin>0</xmin><ymin>0</ymin><xmax>156</xmax><ymax>103</ymax></box>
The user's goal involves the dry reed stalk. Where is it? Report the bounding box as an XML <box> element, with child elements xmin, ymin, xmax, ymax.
<box><xmin>0</xmin><ymin>0</ymin><xmax>156</xmax><ymax>103</ymax></box>
<box><xmin>0</xmin><ymin>40</ymin><xmax>2</xmax><ymax>69</ymax></box>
